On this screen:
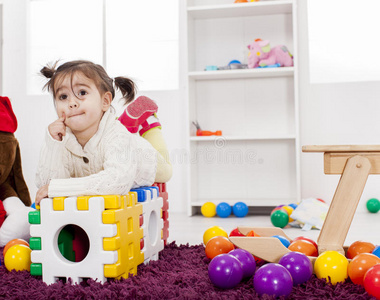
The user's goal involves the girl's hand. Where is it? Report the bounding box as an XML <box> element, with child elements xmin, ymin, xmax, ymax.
<box><xmin>48</xmin><ymin>113</ymin><xmax>66</xmax><ymax>141</ymax></box>
<box><xmin>35</xmin><ymin>184</ymin><xmax>49</xmax><ymax>205</ymax></box>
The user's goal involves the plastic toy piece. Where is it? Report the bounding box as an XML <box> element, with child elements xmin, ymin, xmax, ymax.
<box><xmin>231</xmin><ymin>145</ymin><xmax>377</xmax><ymax>263</ymax></box>
<box><xmin>192</xmin><ymin>121</ymin><xmax>222</xmax><ymax>136</ymax></box>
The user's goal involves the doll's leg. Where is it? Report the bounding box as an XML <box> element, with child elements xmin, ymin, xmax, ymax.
<box><xmin>143</xmin><ymin>128</ymin><xmax>173</xmax><ymax>183</ymax></box>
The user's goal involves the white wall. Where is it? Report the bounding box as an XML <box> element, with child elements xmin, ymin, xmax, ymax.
<box><xmin>3</xmin><ymin>1</ymin><xmax>380</xmax><ymax>213</ymax></box>
<box><xmin>297</xmin><ymin>1</ymin><xmax>380</xmax><ymax>211</ymax></box>
<box><xmin>2</xmin><ymin>0</ymin><xmax>187</xmax><ymax>212</ymax></box>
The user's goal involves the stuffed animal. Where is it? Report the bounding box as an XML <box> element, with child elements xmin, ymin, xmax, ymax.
<box><xmin>0</xmin><ymin>96</ymin><xmax>34</xmax><ymax>246</ymax></box>
<box><xmin>247</xmin><ymin>39</ymin><xmax>294</xmax><ymax>69</ymax></box>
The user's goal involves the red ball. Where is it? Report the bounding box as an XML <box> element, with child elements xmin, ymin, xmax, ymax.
<box><xmin>205</xmin><ymin>236</ymin><xmax>235</xmax><ymax>259</ymax></box>
<box><xmin>364</xmin><ymin>264</ymin><xmax>380</xmax><ymax>298</ymax></box>
<box><xmin>229</xmin><ymin>227</ymin><xmax>244</xmax><ymax>237</ymax></box>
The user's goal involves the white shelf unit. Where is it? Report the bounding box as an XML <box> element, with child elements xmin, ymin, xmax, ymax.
<box><xmin>184</xmin><ymin>0</ymin><xmax>300</xmax><ymax>216</ymax></box>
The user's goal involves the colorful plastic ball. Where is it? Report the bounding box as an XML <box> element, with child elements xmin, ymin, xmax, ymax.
<box><xmin>288</xmin><ymin>203</ymin><xmax>298</xmax><ymax>210</ymax></box>
<box><xmin>348</xmin><ymin>253</ymin><xmax>380</xmax><ymax>286</ymax></box>
<box><xmin>288</xmin><ymin>240</ymin><xmax>318</xmax><ymax>257</ymax></box>
<box><xmin>229</xmin><ymin>248</ymin><xmax>256</xmax><ymax>278</ymax></box>
<box><xmin>232</xmin><ymin>202</ymin><xmax>248</xmax><ymax>217</ymax></box>
<box><xmin>253</xmin><ymin>263</ymin><xmax>293</xmax><ymax>298</ymax></box>
<box><xmin>272</xmin><ymin>235</ymin><xmax>291</xmax><ymax>248</ymax></box>
<box><xmin>216</xmin><ymin>202</ymin><xmax>232</xmax><ymax>218</ymax></box>
<box><xmin>201</xmin><ymin>202</ymin><xmax>216</xmax><ymax>217</ymax></box>
<box><xmin>314</xmin><ymin>251</ymin><xmax>349</xmax><ymax>285</ymax></box>
<box><xmin>246</xmin><ymin>230</ymin><xmax>260</xmax><ymax>237</ymax></box>
<box><xmin>270</xmin><ymin>210</ymin><xmax>289</xmax><ymax>228</ymax></box>
<box><xmin>281</xmin><ymin>205</ymin><xmax>295</xmax><ymax>222</ymax></box>
<box><xmin>279</xmin><ymin>252</ymin><xmax>313</xmax><ymax>285</ymax></box>
<box><xmin>203</xmin><ymin>226</ymin><xmax>228</xmax><ymax>245</ymax></box>
<box><xmin>205</xmin><ymin>236</ymin><xmax>235</xmax><ymax>259</ymax></box>
<box><xmin>372</xmin><ymin>245</ymin><xmax>380</xmax><ymax>258</ymax></box>
<box><xmin>3</xmin><ymin>239</ymin><xmax>30</xmax><ymax>257</ymax></box>
<box><xmin>293</xmin><ymin>236</ymin><xmax>318</xmax><ymax>251</ymax></box>
<box><xmin>363</xmin><ymin>264</ymin><xmax>380</xmax><ymax>299</ymax></box>
<box><xmin>347</xmin><ymin>241</ymin><xmax>376</xmax><ymax>259</ymax></box>
<box><xmin>229</xmin><ymin>227</ymin><xmax>245</xmax><ymax>237</ymax></box>
<box><xmin>4</xmin><ymin>244</ymin><xmax>31</xmax><ymax>272</ymax></box>
<box><xmin>208</xmin><ymin>254</ymin><xmax>243</xmax><ymax>289</ymax></box>
<box><xmin>366</xmin><ymin>198</ymin><xmax>380</xmax><ymax>213</ymax></box>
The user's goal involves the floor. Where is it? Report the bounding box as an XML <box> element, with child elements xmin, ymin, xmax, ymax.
<box><xmin>168</xmin><ymin>210</ymin><xmax>380</xmax><ymax>247</ymax></box>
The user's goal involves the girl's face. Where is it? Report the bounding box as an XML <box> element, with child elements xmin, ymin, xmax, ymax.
<box><xmin>54</xmin><ymin>72</ymin><xmax>111</xmax><ymax>140</ymax></box>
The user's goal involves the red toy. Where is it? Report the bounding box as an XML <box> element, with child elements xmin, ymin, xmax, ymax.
<box><xmin>192</xmin><ymin>121</ymin><xmax>222</xmax><ymax>137</ymax></box>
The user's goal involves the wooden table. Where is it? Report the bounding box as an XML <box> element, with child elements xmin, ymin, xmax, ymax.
<box><xmin>302</xmin><ymin>145</ymin><xmax>380</xmax><ymax>255</ymax></box>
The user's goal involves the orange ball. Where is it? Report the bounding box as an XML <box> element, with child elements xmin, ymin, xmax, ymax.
<box><xmin>3</xmin><ymin>239</ymin><xmax>30</xmax><ymax>257</ymax></box>
<box><xmin>205</xmin><ymin>236</ymin><xmax>235</xmax><ymax>259</ymax></box>
<box><xmin>288</xmin><ymin>240</ymin><xmax>318</xmax><ymax>257</ymax></box>
<box><xmin>347</xmin><ymin>241</ymin><xmax>376</xmax><ymax>259</ymax></box>
<box><xmin>246</xmin><ymin>230</ymin><xmax>260</xmax><ymax>237</ymax></box>
<box><xmin>348</xmin><ymin>253</ymin><xmax>380</xmax><ymax>285</ymax></box>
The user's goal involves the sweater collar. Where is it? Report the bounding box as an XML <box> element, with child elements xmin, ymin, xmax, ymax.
<box><xmin>64</xmin><ymin>109</ymin><xmax>115</xmax><ymax>157</ymax></box>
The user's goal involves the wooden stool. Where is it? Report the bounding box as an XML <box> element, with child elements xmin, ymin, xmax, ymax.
<box><xmin>230</xmin><ymin>145</ymin><xmax>379</xmax><ymax>262</ymax></box>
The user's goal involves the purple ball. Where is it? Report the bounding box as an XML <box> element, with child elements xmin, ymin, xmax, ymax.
<box><xmin>253</xmin><ymin>263</ymin><xmax>293</xmax><ymax>298</ymax></box>
<box><xmin>278</xmin><ymin>252</ymin><xmax>313</xmax><ymax>285</ymax></box>
<box><xmin>229</xmin><ymin>248</ymin><xmax>256</xmax><ymax>278</ymax></box>
<box><xmin>208</xmin><ymin>254</ymin><xmax>243</xmax><ymax>289</ymax></box>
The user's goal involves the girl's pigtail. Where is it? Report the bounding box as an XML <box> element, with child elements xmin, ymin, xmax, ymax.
<box><xmin>114</xmin><ymin>77</ymin><xmax>136</xmax><ymax>105</ymax></box>
<box><xmin>40</xmin><ymin>61</ymin><xmax>58</xmax><ymax>91</ymax></box>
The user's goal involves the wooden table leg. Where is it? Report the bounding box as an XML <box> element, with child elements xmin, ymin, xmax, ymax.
<box><xmin>317</xmin><ymin>155</ymin><xmax>371</xmax><ymax>255</ymax></box>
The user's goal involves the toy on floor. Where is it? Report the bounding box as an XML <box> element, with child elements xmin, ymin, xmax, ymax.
<box><xmin>314</xmin><ymin>251</ymin><xmax>349</xmax><ymax>285</ymax></box>
<box><xmin>288</xmin><ymin>239</ymin><xmax>318</xmax><ymax>257</ymax></box>
<box><xmin>229</xmin><ymin>249</ymin><xmax>256</xmax><ymax>278</ymax></box>
<box><xmin>232</xmin><ymin>202</ymin><xmax>248</xmax><ymax>217</ymax></box>
<box><xmin>348</xmin><ymin>253</ymin><xmax>380</xmax><ymax>286</ymax></box>
<box><xmin>253</xmin><ymin>263</ymin><xmax>293</xmax><ymax>298</ymax></box>
<box><xmin>363</xmin><ymin>264</ymin><xmax>380</xmax><ymax>299</ymax></box>
<box><xmin>3</xmin><ymin>238</ymin><xmax>29</xmax><ymax>257</ymax></box>
<box><xmin>192</xmin><ymin>121</ymin><xmax>222</xmax><ymax>137</ymax></box>
<box><xmin>347</xmin><ymin>240</ymin><xmax>375</xmax><ymax>259</ymax></box>
<box><xmin>201</xmin><ymin>202</ymin><xmax>216</xmax><ymax>217</ymax></box>
<box><xmin>247</xmin><ymin>39</ymin><xmax>293</xmax><ymax>69</ymax></box>
<box><xmin>28</xmin><ymin>184</ymin><xmax>168</xmax><ymax>285</ymax></box>
<box><xmin>202</xmin><ymin>202</ymin><xmax>249</xmax><ymax>218</ymax></box>
<box><xmin>205</xmin><ymin>236</ymin><xmax>235</xmax><ymax>259</ymax></box>
<box><xmin>0</xmin><ymin>96</ymin><xmax>34</xmax><ymax>247</ymax></box>
<box><xmin>270</xmin><ymin>209</ymin><xmax>289</xmax><ymax>228</ymax></box>
<box><xmin>4</xmin><ymin>244</ymin><xmax>31</xmax><ymax>272</ymax></box>
<box><xmin>203</xmin><ymin>226</ymin><xmax>228</xmax><ymax>245</ymax></box>
<box><xmin>216</xmin><ymin>202</ymin><xmax>231</xmax><ymax>218</ymax></box>
<box><xmin>366</xmin><ymin>198</ymin><xmax>380</xmax><ymax>213</ymax></box>
<box><xmin>208</xmin><ymin>253</ymin><xmax>243</xmax><ymax>289</ymax></box>
<box><xmin>278</xmin><ymin>252</ymin><xmax>313</xmax><ymax>285</ymax></box>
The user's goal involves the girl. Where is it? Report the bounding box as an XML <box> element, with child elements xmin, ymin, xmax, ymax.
<box><xmin>35</xmin><ymin>60</ymin><xmax>172</xmax><ymax>204</ymax></box>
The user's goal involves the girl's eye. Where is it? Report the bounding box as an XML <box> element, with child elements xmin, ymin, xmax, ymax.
<box><xmin>58</xmin><ymin>94</ymin><xmax>68</xmax><ymax>100</ymax></box>
<box><xmin>78</xmin><ymin>90</ymin><xmax>87</xmax><ymax>97</ymax></box>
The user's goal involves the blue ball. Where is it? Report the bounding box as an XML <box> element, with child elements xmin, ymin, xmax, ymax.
<box><xmin>372</xmin><ymin>245</ymin><xmax>380</xmax><ymax>258</ymax></box>
<box><xmin>288</xmin><ymin>203</ymin><xmax>298</xmax><ymax>210</ymax></box>
<box><xmin>272</xmin><ymin>235</ymin><xmax>291</xmax><ymax>248</ymax></box>
<box><xmin>216</xmin><ymin>202</ymin><xmax>232</xmax><ymax>218</ymax></box>
<box><xmin>232</xmin><ymin>202</ymin><xmax>248</xmax><ymax>217</ymax></box>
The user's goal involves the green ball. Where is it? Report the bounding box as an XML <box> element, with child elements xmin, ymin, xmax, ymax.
<box><xmin>270</xmin><ymin>210</ymin><xmax>289</xmax><ymax>228</ymax></box>
<box><xmin>367</xmin><ymin>198</ymin><xmax>380</xmax><ymax>213</ymax></box>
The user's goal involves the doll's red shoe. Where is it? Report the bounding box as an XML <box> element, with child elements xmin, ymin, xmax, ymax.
<box><xmin>119</xmin><ymin>96</ymin><xmax>159</xmax><ymax>133</ymax></box>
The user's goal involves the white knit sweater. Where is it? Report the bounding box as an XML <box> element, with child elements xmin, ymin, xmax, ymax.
<box><xmin>36</xmin><ymin>109</ymin><xmax>157</xmax><ymax>197</ymax></box>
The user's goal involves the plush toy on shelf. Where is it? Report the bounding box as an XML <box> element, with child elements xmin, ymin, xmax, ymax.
<box><xmin>247</xmin><ymin>39</ymin><xmax>294</xmax><ymax>69</ymax></box>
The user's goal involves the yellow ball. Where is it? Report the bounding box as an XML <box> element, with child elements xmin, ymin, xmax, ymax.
<box><xmin>201</xmin><ymin>202</ymin><xmax>216</xmax><ymax>218</ymax></box>
<box><xmin>281</xmin><ymin>205</ymin><xmax>295</xmax><ymax>222</ymax></box>
<box><xmin>4</xmin><ymin>244</ymin><xmax>31</xmax><ymax>272</ymax></box>
<box><xmin>203</xmin><ymin>226</ymin><xmax>228</xmax><ymax>245</ymax></box>
<box><xmin>314</xmin><ymin>250</ymin><xmax>348</xmax><ymax>285</ymax></box>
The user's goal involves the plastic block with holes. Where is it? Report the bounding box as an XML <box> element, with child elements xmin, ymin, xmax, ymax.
<box><xmin>131</xmin><ymin>186</ymin><xmax>164</xmax><ymax>264</ymax></box>
<box><xmin>153</xmin><ymin>183</ymin><xmax>169</xmax><ymax>245</ymax></box>
<box><xmin>28</xmin><ymin>194</ymin><xmax>144</xmax><ymax>285</ymax></box>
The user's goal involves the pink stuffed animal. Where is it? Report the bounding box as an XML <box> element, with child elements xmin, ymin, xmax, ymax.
<box><xmin>247</xmin><ymin>39</ymin><xmax>293</xmax><ymax>69</ymax></box>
